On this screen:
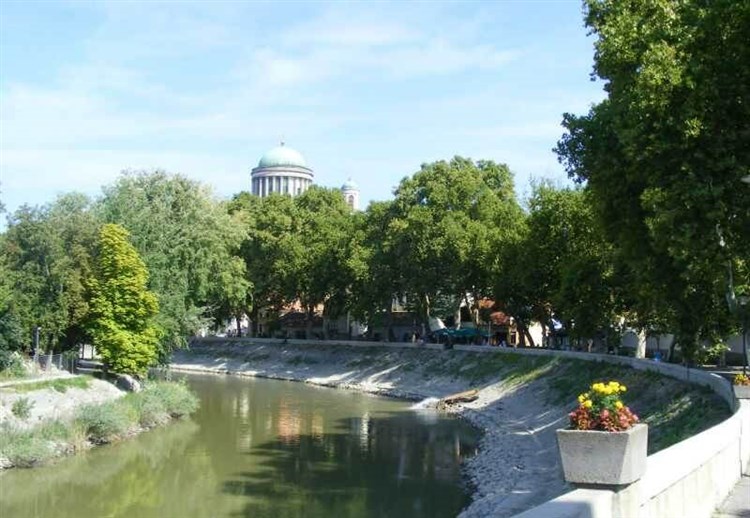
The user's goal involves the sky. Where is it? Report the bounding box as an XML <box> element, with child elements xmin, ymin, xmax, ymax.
<box><xmin>0</xmin><ymin>0</ymin><xmax>606</xmax><ymax>216</ymax></box>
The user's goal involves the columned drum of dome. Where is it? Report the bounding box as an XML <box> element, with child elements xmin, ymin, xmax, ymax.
<box><xmin>251</xmin><ymin>143</ymin><xmax>314</xmax><ymax>198</ymax></box>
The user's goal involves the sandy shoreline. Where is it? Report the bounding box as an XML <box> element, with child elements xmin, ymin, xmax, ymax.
<box><xmin>171</xmin><ymin>341</ymin><xmax>572</xmax><ymax>518</ymax></box>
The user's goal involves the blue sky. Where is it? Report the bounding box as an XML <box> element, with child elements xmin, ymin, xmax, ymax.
<box><xmin>0</xmin><ymin>1</ymin><xmax>605</xmax><ymax>215</ymax></box>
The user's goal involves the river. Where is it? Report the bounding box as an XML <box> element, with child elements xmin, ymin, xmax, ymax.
<box><xmin>0</xmin><ymin>373</ymin><xmax>480</xmax><ymax>518</ymax></box>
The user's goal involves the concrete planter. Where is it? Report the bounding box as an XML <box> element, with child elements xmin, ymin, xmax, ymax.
<box><xmin>556</xmin><ymin>423</ymin><xmax>648</xmax><ymax>485</ymax></box>
<box><xmin>734</xmin><ymin>385</ymin><xmax>750</xmax><ymax>399</ymax></box>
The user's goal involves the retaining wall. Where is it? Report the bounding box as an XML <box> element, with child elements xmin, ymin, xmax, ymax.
<box><xmin>191</xmin><ymin>337</ymin><xmax>749</xmax><ymax>518</ymax></box>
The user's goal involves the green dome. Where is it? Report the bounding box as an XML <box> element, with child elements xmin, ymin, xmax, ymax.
<box><xmin>258</xmin><ymin>144</ymin><xmax>307</xmax><ymax>168</ymax></box>
<box><xmin>341</xmin><ymin>178</ymin><xmax>359</xmax><ymax>190</ymax></box>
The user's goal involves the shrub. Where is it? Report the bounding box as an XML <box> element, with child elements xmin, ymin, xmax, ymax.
<box><xmin>75</xmin><ymin>401</ymin><xmax>133</xmax><ymax>443</ymax></box>
<box><xmin>11</xmin><ymin>397</ymin><xmax>34</xmax><ymax>420</ymax></box>
<box><xmin>3</xmin><ymin>433</ymin><xmax>53</xmax><ymax>467</ymax></box>
<box><xmin>0</xmin><ymin>424</ymin><xmax>55</xmax><ymax>467</ymax></box>
<box><xmin>128</xmin><ymin>390</ymin><xmax>168</xmax><ymax>428</ymax></box>
<box><xmin>695</xmin><ymin>342</ymin><xmax>729</xmax><ymax>366</ymax></box>
<box><xmin>0</xmin><ymin>350</ymin><xmax>26</xmax><ymax>378</ymax></box>
<box><xmin>734</xmin><ymin>373</ymin><xmax>750</xmax><ymax>386</ymax></box>
<box><xmin>141</xmin><ymin>381</ymin><xmax>199</xmax><ymax>419</ymax></box>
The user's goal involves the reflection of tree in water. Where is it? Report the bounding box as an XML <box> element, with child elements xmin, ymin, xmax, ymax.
<box><xmin>223</xmin><ymin>413</ymin><xmax>479</xmax><ymax>518</ymax></box>
<box><xmin>0</xmin><ymin>420</ymin><xmax>217</xmax><ymax>518</ymax></box>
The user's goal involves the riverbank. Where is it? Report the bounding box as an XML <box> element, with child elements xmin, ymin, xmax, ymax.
<box><xmin>172</xmin><ymin>339</ymin><xmax>731</xmax><ymax>518</ymax></box>
<box><xmin>0</xmin><ymin>378</ymin><xmax>198</xmax><ymax>469</ymax></box>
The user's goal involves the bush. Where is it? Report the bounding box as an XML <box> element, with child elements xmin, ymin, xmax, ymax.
<box><xmin>0</xmin><ymin>350</ymin><xmax>26</xmax><ymax>379</ymax></box>
<box><xmin>75</xmin><ymin>401</ymin><xmax>133</xmax><ymax>443</ymax></box>
<box><xmin>11</xmin><ymin>397</ymin><xmax>34</xmax><ymax>420</ymax></box>
<box><xmin>0</xmin><ymin>425</ymin><xmax>55</xmax><ymax>467</ymax></box>
<box><xmin>141</xmin><ymin>381</ymin><xmax>199</xmax><ymax>419</ymax></box>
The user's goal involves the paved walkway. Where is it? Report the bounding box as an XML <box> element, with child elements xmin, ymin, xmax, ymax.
<box><xmin>714</xmin><ymin>475</ymin><xmax>750</xmax><ymax>517</ymax></box>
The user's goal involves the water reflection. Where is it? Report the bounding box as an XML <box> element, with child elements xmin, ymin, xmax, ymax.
<box><xmin>1</xmin><ymin>374</ymin><xmax>478</xmax><ymax>518</ymax></box>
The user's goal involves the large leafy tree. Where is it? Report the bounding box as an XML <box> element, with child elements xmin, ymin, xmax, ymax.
<box><xmin>556</xmin><ymin>0</ymin><xmax>750</xmax><ymax>361</ymax></box>
<box><xmin>230</xmin><ymin>192</ymin><xmax>299</xmax><ymax>336</ymax></box>
<box><xmin>2</xmin><ymin>194</ymin><xmax>98</xmax><ymax>351</ymax></box>
<box><xmin>496</xmin><ymin>184</ymin><xmax>615</xmax><ymax>346</ymax></box>
<box><xmin>231</xmin><ymin>188</ymin><xmax>358</xmax><ymax>338</ymax></box>
<box><xmin>87</xmin><ymin>224</ymin><xmax>160</xmax><ymax>377</ymax></box>
<box><xmin>98</xmin><ymin>171</ymin><xmax>249</xmax><ymax>356</ymax></box>
<box><xmin>293</xmin><ymin>187</ymin><xmax>359</xmax><ymax>338</ymax></box>
<box><xmin>350</xmin><ymin>201</ymin><xmax>409</xmax><ymax>340</ymax></box>
<box><xmin>391</xmin><ymin>157</ymin><xmax>524</xmax><ymax>330</ymax></box>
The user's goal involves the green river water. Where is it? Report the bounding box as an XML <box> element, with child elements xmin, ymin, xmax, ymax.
<box><xmin>0</xmin><ymin>373</ymin><xmax>479</xmax><ymax>518</ymax></box>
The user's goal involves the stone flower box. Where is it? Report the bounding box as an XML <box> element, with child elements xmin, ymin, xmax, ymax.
<box><xmin>556</xmin><ymin>423</ymin><xmax>648</xmax><ymax>485</ymax></box>
<box><xmin>734</xmin><ymin>385</ymin><xmax>750</xmax><ymax>399</ymax></box>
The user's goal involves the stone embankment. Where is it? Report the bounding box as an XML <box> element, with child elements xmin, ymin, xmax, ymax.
<box><xmin>172</xmin><ymin>338</ymin><xmax>732</xmax><ymax>518</ymax></box>
<box><xmin>0</xmin><ymin>373</ymin><xmax>123</xmax><ymax>431</ymax></box>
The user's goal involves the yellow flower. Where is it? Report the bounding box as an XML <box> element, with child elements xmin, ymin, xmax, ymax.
<box><xmin>578</xmin><ymin>394</ymin><xmax>586</xmax><ymax>404</ymax></box>
<box><xmin>583</xmin><ymin>400</ymin><xmax>593</xmax><ymax>408</ymax></box>
<box><xmin>620</xmin><ymin>385</ymin><xmax>627</xmax><ymax>392</ymax></box>
<box><xmin>615</xmin><ymin>401</ymin><xmax>624</xmax><ymax>409</ymax></box>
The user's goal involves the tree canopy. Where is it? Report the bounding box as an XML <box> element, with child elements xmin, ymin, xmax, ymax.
<box><xmin>555</xmin><ymin>0</ymin><xmax>750</xmax><ymax>360</ymax></box>
<box><xmin>87</xmin><ymin>224</ymin><xmax>160</xmax><ymax>377</ymax></box>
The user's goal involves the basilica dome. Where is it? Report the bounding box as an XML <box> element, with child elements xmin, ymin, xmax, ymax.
<box><xmin>258</xmin><ymin>144</ymin><xmax>307</xmax><ymax>168</ymax></box>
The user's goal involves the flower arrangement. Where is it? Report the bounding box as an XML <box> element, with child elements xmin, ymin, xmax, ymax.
<box><xmin>734</xmin><ymin>373</ymin><xmax>750</xmax><ymax>386</ymax></box>
<box><xmin>568</xmin><ymin>380</ymin><xmax>639</xmax><ymax>432</ymax></box>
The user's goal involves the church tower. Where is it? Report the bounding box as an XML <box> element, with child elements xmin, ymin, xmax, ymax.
<box><xmin>341</xmin><ymin>178</ymin><xmax>360</xmax><ymax>211</ymax></box>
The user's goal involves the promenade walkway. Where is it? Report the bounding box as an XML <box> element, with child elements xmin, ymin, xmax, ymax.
<box><xmin>715</xmin><ymin>475</ymin><xmax>750</xmax><ymax>517</ymax></box>
<box><xmin>707</xmin><ymin>366</ymin><xmax>749</xmax><ymax>518</ymax></box>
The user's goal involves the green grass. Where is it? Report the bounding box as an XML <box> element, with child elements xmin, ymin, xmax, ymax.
<box><xmin>9</xmin><ymin>376</ymin><xmax>92</xmax><ymax>394</ymax></box>
<box><xmin>0</xmin><ymin>380</ymin><xmax>199</xmax><ymax>468</ymax></box>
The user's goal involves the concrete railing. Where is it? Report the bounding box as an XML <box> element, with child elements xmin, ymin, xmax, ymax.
<box><xmin>191</xmin><ymin>337</ymin><xmax>749</xmax><ymax>518</ymax></box>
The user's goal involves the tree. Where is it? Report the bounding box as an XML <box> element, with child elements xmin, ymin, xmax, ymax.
<box><xmin>496</xmin><ymin>184</ymin><xmax>615</xmax><ymax>347</ymax></box>
<box><xmin>230</xmin><ymin>192</ymin><xmax>299</xmax><ymax>337</ymax></box>
<box><xmin>391</xmin><ymin>157</ymin><xmax>524</xmax><ymax>332</ymax></box>
<box><xmin>1</xmin><ymin>194</ymin><xmax>98</xmax><ymax>351</ymax></box>
<box><xmin>87</xmin><ymin>224</ymin><xmax>160</xmax><ymax>377</ymax></box>
<box><xmin>98</xmin><ymin>171</ymin><xmax>249</xmax><ymax>356</ymax></box>
<box><xmin>350</xmin><ymin>201</ymin><xmax>409</xmax><ymax>340</ymax></box>
<box><xmin>556</xmin><ymin>0</ymin><xmax>750</xmax><ymax>361</ymax></box>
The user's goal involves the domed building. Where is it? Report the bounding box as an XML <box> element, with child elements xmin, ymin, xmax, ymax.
<box><xmin>251</xmin><ymin>143</ymin><xmax>361</xmax><ymax>209</ymax></box>
<box><xmin>341</xmin><ymin>178</ymin><xmax>360</xmax><ymax>210</ymax></box>
<box><xmin>251</xmin><ymin>142</ymin><xmax>314</xmax><ymax>197</ymax></box>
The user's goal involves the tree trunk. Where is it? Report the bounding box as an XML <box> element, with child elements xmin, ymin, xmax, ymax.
<box><xmin>235</xmin><ymin>314</ymin><xmax>242</xmax><ymax>337</ymax></box>
<box><xmin>305</xmin><ymin>305</ymin><xmax>314</xmax><ymax>340</ymax></box>
<box><xmin>323</xmin><ymin>315</ymin><xmax>330</xmax><ymax>340</ymax></box>
<box><xmin>525</xmin><ymin>328</ymin><xmax>536</xmax><ymax>347</ymax></box>
<box><xmin>250</xmin><ymin>307</ymin><xmax>259</xmax><ymax>338</ymax></box>
<box><xmin>384</xmin><ymin>305</ymin><xmax>393</xmax><ymax>342</ymax></box>
<box><xmin>635</xmin><ymin>330</ymin><xmax>647</xmax><ymax>359</ymax></box>
<box><xmin>420</xmin><ymin>293</ymin><xmax>431</xmax><ymax>329</ymax></box>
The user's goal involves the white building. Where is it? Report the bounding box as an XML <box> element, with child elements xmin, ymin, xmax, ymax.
<box><xmin>251</xmin><ymin>142</ymin><xmax>314</xmax><ymax>197</ymax></box>
<box><xmin>251</xmin><ymin>143</ymin><xmax>360</xmax><ymax>207</ymax></box>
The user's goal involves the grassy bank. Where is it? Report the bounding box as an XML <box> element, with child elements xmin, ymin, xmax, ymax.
<box><xmin>6</xmin><ymin>376</ymin><xmax>92</xmax><ymax>393</ymax></box>
<box><xmin>0</xmin><ymin>381</ymin><xmax>199</xmax><ymax>469</ymax></box>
